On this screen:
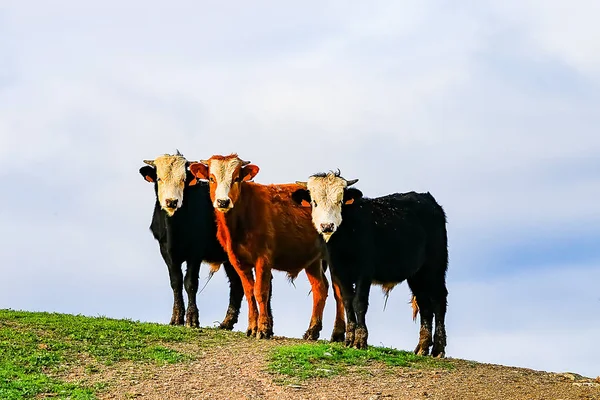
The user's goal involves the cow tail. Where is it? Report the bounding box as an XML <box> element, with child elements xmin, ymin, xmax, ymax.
<box><xmin>411</xmin><ymin>295</ymin><xmax>419</xmax><ymax>321</ymax></box>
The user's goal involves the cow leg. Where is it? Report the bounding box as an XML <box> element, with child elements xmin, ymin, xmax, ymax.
<box><xmin>335</xmin><ymin>276</ymin><xmax>357</xmax><ymax>347</ymax></box>
<box><xmin>219</xmin><ymin>261</ymin><xmax>244</xmax><ymax>330</ymax></box>
<box><xmin>254</xmin><ymin>257</ymin><xmax>273</xmax><ymax>339</ymax></box>
<box><xmin>353</xmin><ymin>278</ymin><xmax>371</xmax><ymax>349</ymax></box>
<box><xmin>330</xmin><ymin>278</ymin><xmax>346</xmax><ymax>343</ymax></box>
<box><xmin>229</xmin><ymin>258</ymin><xmax>258</xmax><ymax>337</ymax></box>
<box><xmin>160</xmin><ymin>247</ymin><xmax>185</xmax><ymax>326</ymax></box>
<box><xmin>302</xmin><ymin>260</ymin><xmax>328</xmax><ymax>340</ymax></box>
<box><xmin>431</xmin><ymin>282</ymin><xmax>448</xmax><ymax>358</ymax></box>
<box><xmin>408</xmin><ymin>278</ymin><xmax>434</xmax><ymax>356</ymax></box>
<box><xmin>183</xmin><ymin>260</ymin><xmax>201</xmax><ymax>328</ymax></box>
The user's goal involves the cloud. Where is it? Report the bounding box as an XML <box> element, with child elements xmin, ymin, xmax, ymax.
<box><xmin>486</xmin><ymin>0</ymin><xmax>600</xmax><ymax>78</ymax></box>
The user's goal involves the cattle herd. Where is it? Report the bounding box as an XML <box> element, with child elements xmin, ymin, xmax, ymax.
<box><xmin>140</xmin><ymin>151</ymin><xmax>449</xmax><ymax>358</ymax></box>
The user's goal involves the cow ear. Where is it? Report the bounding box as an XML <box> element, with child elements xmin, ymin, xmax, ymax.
<box><xmin>186</xmin><ymin>171</ymin><xmax>198</xmax><ymax>186</ymax></box>
<box><xmin>344</xmin><ymin>188</ymin><xmax>362</xmax><ymax>204</ymax></box>
<box><xmin>189</xmin><ymin>162</ymin><xmax>209</xmax><ymax>180</ymax></box>
<box><xmin>292</xmin><ymin>188</ymin><xmax>312</xmax><ymax>207</ymax></box>
<box><xmin>139</xmin><ymin>166</ymin><xmax>156</xmax><ymax>183</ymax></box>
<box><xmin>241</xmin><ymin>164</ymin><xmax>259</xmax><ymax>181</ymax></box>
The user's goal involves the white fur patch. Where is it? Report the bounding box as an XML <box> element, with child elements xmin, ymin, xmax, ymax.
<box><xmin>306</xmin><ymin>173</ymin><xmax>348</xmax><ymax>240</ymax></box>
<box><xmin>208</xmin><ymin>158</ymin><xmax>243</xmax><ymax>211</ymax></box>
<box><xmin>154</xmin><ymin>154</ymin><xmax>187</xmax><ymax>216</ymax></box>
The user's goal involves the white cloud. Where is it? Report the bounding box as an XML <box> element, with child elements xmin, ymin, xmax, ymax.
<box><xmin>487</xmin><ymin>0</ymin><xmax>600</xmax><ymax>78</ymax></box>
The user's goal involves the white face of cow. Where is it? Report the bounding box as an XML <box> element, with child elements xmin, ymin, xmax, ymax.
<box><xmin>188</xmin><ymin>154</ymin><xmax>259</xmax><ymax>214</ymax></box>
<box><xmin>207</xmin><ymin>157</ymin><xmax>244</xmax><ymax>212</ymax></box>
<box><xmin>148</xmin><ymin>155</ymin><xmax>188</xmax><ymax>216</ymax></box>
<box><xmin>305</xmin><ymin>174</ymin><xmax>349</xmax><ymax>242</ymax></box>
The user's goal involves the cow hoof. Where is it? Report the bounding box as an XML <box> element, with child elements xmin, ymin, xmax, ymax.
<box><xmin>256</xmin><ymin>329</ymin><xmax>272</xmax><ymax>339</ymax></box>
<box><xmin>344</xmin><ymin>333</ymin><xmax>355</xmax><ymax>347</ymax></box>
<box><xmin>432</xmin><ymin>348</ymin><xmax>446</xmax><ymax>358</ymax></box>
<box><xmin>185</xmin><ymin>312</ymin><xmax>199</xmax><ymax>328</ymax></box>
<box><xmin>353</xmin><ymin>327</ymin><xmax>368</xmax><ymax>349</ymax></box>
<box><xmin>414</xmin><ymin>344</ymin><xmax>430</xmax><ymax>356</ymax></box>
<box><xmin>246</xmin><ymin>327</ymin><xmax>257</xmax><ymax>337</ymax></box>
<box><xmin>302</xmin><ymin>327</ymin><xmax>321</xmax><ymax>341</ymax></box>
<box><xmin>353</xmin><ymin>339</ymin><xmax>368</xmax><ymax>349</ymax></box>
<box><xmin>330</xmin><ymin>330</ymin><xmax>345</xmax><ymax>343</ymax></box>
<box><xmin>218</xmin><ymin>320</ymin><xmax>235</xmax><ymax>330</ymax></box>
<box><xmin>185</xmin><ymin>319</ymin><xmax>199</xmax><ymax>328</ymax></box>
<box><xmin>169</xmin><ymin>316</ymin><xmax>184</xmax><ymax>326</ymax></box>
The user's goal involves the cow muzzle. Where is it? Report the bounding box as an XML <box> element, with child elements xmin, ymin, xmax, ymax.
<box><xmin>319</xmin><ymin>223</ymin><xmax>337</xmax><ymax>242</ymax></box>
<box><xmin>214</xmin><ymin>198</ymin><xmax>232</xmax><ymax>212</ymax></box>
<box><xmin>162</xmin><ymin>198</ymin><xmax>180</xmax><ymax>216</ymax></box>
<box><xmin>320</xmin><ymin>223</ymin><xmax>335</xmax><ymax>233</ymax></box>
<box><xmin>165</xmin><ymin>198</ymin><xmax>179</xmax><ymax>209</ymax></box>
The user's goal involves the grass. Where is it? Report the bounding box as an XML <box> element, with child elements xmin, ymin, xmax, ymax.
<box><xmin>1</xmin><ymin>309</ymin><xmax>456</xmax><ymax>398</ymax></box>
<box><xmin>0</xmin><ymin>309</ymin><xmax>236</xmax><ymax>399</ymax></box>
<box><xmin>268</xmin><ymin>342</ymin><xmax>452</xmax><ymax>381</ymax></box>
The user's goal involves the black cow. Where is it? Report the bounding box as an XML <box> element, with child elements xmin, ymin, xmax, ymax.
<box><xmin>292</xmin><ymin>171</ymin><xmax>448</xmax><ymax>357</ymax></box>
<box><xmin>139</xmin><ymin>152</ymin><xmax>271</xmax><ymax>328</ymax></box>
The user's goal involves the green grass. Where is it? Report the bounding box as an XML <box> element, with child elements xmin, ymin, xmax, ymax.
<box><xmin>268</xmin><ymin>342</ymin><xmax>452</xmax><ymax>381</ymax></box>
<box><xmin>0</xmin><ymin>309</ymin><xmax>456</xmax><ymax>398</ymax></box>
<box><xmin>0</xmin><ymin>309</ymin><xmax>236</xmax><ymax>399</ymax></box>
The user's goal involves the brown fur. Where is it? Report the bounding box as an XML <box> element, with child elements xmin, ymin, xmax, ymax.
<box><xmin>411</xmin><ymin>295</ymin><xmax>419</xmax><ymax>321</ymax></box>
<box><xmin>190</xmin><ymin>155</ymin><xmax>345</xmax><ymax>341</ymax></box>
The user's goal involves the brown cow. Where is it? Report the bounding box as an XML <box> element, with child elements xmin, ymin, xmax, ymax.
<box><xmin>189</xmin><ymin>154</ymin><xmax>345</xmax><ymax>341</ymax></box>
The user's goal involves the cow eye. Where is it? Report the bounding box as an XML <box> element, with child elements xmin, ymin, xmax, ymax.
<box><xmin>234</xmin><ymin>176</ymin><xmax>241</xmax><ymax>182</ymax></box>
<box><xmin>209</xmin><ymin>177</ymin><xmax>215</xmax><ymax>183</ymax></box>
<box><xmin>312</xmin><ymin>200</ymin><xmax>318</xmax><ymax>208</ymax></box>
<box><xmin>156</xmin><ymin>178</ymin><xmax>162</xmax><ymax>182</ymax></box>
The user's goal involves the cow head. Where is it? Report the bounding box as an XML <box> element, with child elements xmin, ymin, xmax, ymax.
<box><xmin>189</xmin><ymin>154</ymin><xmax>259</xmax><ymax>213</ymax></box>
<box><xmin>139</xmin><ymin>151</ymin><xmax>198</xmax><ymax>216</ymax></box>
<box><xmin>292</xmin><ymin>170</ymin><xmax>362</xmax><ymax>242</ymax></box>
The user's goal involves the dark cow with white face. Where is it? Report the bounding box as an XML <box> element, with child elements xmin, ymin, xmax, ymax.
<box><xmin>292</xmin><ymin>171</ymin><xmax>449</xmax><ymax>357</ymax></box>
<box><xmin>140</xmin><ymin>151</ymin><xmax>268</xmax><ymax>329</ymax></box>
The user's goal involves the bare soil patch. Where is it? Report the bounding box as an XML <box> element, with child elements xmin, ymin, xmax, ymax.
<box><xmin>57</xmin><ymin>335</ymin><xmax>600</xmax><ymax>400</ymax></box>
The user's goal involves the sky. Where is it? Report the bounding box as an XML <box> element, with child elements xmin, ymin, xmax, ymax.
<box><xmin>1</xmin><ymin>0</ymin><xmax>599</xmax><ymax>378</ymax></box>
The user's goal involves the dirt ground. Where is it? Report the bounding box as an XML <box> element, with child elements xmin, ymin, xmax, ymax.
<box><xmin>64</xmin><ymin>336</ymin><xmax>600</xmax><ymax>400</ymax></box>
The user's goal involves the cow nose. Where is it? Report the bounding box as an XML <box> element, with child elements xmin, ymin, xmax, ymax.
<box><xmin>165</xmin><ymin>198</ymin><xmax>178</xmax><ymax>209</ymax></box>
<box><xmin>217</xmin><ymin>198</ymin><xmax>231</xmax><ymax>209</ymax></box>
<box><xmin>320</xmin><ymin>223</ymin><xmax>335</xmax><ymax>233</ymax></box>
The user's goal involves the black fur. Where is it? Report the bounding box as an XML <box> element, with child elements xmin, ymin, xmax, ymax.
<box><xmin>293</xmin><ymin>187</ymin><xmax>448</xmax><ymax>356</ymax></box>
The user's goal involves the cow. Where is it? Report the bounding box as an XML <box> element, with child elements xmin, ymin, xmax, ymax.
<box><xmin>188</xmin><ymin>154</ymin><xmax>346</xmax><ymax>341</ymax></box>
<box><xmin>139</xmin><ymin>151</ymin><xmax>271</xmax><ymax>329</ymax></box>
<box><xmin>292</xmin><ymin>170</ymin><xmax>448</xmax><ymax>357</ymax></box>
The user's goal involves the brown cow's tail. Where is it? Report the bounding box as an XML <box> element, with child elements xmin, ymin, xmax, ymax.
<box><xmin>411</xmin><ymin>295</ymin><xmax>419</xmax><ymax>321</ymax></box>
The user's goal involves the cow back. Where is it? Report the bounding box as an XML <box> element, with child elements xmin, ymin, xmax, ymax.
<box><xmin>220</xmin><ymin>182</ymin><xmax>324</xmax><ymax>271</ymax></box>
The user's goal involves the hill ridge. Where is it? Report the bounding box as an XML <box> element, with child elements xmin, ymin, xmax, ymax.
<box><xmin>1</xmin><ymin>309</ymin><xmax>598</xmax><ymax>399</ymax></box>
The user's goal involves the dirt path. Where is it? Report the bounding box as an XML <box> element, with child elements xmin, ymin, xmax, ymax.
<box><xmin>68</xmin><ymin>336</ymin><xmax>599</xmax><ymax>400</ymax></box>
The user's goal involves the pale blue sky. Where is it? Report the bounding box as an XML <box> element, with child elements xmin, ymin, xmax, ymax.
<box><xmin>1</xmin><ymin>1</ymin><xmax>599</xmax><ymax>377</ymax></box>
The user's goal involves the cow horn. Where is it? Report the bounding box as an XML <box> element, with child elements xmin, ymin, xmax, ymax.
<box><xmin>241</xmin><ymin>160</ymin><xmax>251</xmax><ymax>166</ymax></box>
<box><xmin>199</xmin><ymin>159</ymin><xmax>210</xmax><ymax>165</ymax></box>
<box><xmin>295</xmin><ymin>181</ymin><xmax>308</xmax><ymax>187</ymax></box>
<box><xmin>346</xmin><ymin>178</ymin><xmax>359</xmax><ymax>186</ymax></box>
<box><xmin>143</xmin><ymin>159</ymin><xmax>155</xmax><ymax>166</ymax></box>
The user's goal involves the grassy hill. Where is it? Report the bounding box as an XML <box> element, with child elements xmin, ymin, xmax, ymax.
<box><xmin>0</xmin><ymin>309</ymin><xmax>598</xmax><ymax>400</ymax></box>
